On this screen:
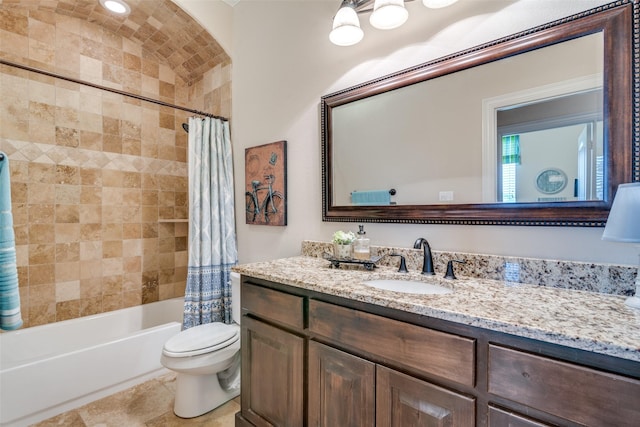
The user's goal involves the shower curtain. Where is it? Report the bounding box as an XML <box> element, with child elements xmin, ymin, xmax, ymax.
<box><xmin>183</xmin><ymin>117</ymin><xmax>238</xmax><ymax>329</ymax></box>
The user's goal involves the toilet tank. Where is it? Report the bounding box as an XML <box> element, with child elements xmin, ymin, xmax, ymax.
<box><xmin>231</xmin><ymin>272</ymin><xmax>241</xmax><ymax>324</ymax></box>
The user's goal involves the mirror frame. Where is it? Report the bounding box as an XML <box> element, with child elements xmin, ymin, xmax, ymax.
<box><xmin>321</xmin><ymin>0</ymin><xmax>638</xmax><ymax>226</ymax></box>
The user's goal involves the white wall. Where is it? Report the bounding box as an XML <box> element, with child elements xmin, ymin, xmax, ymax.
<box><xmin>190</xmin><ymin>0</ymin><xmax>634</xmax><ymax>266</ymax></box>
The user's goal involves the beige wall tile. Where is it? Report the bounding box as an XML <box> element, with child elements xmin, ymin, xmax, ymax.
<box><xmin>2</xmin><ymin>1</ymin><xmax>230</xmax><ymax>328</ymax></box>
<box><xmin>80</xmin><ymin>205</ymin><xmax>102</xmax><ymax>223</ymax></box>
<box><xmin>29</xmin><ymin>244</ymin><xmax>55</xmax><ymax>265</ymax></box>
<box><xmin>55</xmin><ymin>185</ymin><xmax>80</xmax><ymax>204</ymax></box>
<box><xmin>80</xmin><ymin>277</ymin><xmax>102</xmax><ymax>298</ymax></box>
<box><xmin>103</xmin><ymin>240</ymin><xmax>123</xmax><ymax>258</ymax></box>
<box><xmin>56</xmin><ymin>280</ymin><xmax>80</xmax><ymax>302</ymax></box>
<box><xmin>29</xmin><ymin>266</ymin><xmax>55</xmax><ymax>287</ymax></box>
<box><xmin>55</xmin><ymin>262</ymin><xmax>80</xmax><ymax>283</ymax></box>
<box><xmin>102</xmin><ymin>223</ymin><xmax>123</xmax><ymax>240</ymax></box>
<box><xmin>29</xmin><ymin>183</ymin><xmax>55</xmax><ymax>203</ymax></box>
<box><xmin>56</xmin><ymin>204</ymin><xmax>80</xmax><ymax>223</ymax></box>
<box><xmin>80</xmin><ymin>241</ymin><xmax>103</xmax><ymax>261</ymax></box>
<box><xmin>102</xmin><ymin>257</ymin><xmax>123</xmax><ymax>276</ymax></box>
<box><xmin>56</xmin><ymin>242</ymin><xmax>80</xmax><ymax>263</ymax></box>
<box><xmin>124</xmin><ymin>256</ymin><xmax>142</xmax><ymax>274</ymax></box>
<box><xmin>55</xmin><ymin>223</ymin><xmax>80</xmax><ymax>243</ymax></box>
<box><xmin>28</xmin><ymin>223</ymin><xmax>55</xmax><ymax>244</ymax></box>
<box><xmin>29</xmin><ymin>38</ymin><xmax>55</xmax><ymax>64</ymax></box>
<box><xmin>123</xmin><ymin>223</ymin><xmax>141</xmax><ymax>239</ymax></box>
<box><xmin>29</xmin><ymin>204</ymin><xmax>55</xmax><ymax>223</ymax></box>
<box><xmin>80</xmin><ymin>259</ymin><xmax>102</xmax><ymax>280</ymax></box>
<box><xmin>1</xmin><ymin>29</ymin><xmax>29</xmax><ymax>58</ymax></box>
<box><xmin>80</xmin><ymin>223</ymin><xmax>102</xmax><ymax>241</ymax></box>
<box><xmin>56</xmin><ymin>300</ymin><xmax>80</xmax><ymax>321</ymax></box>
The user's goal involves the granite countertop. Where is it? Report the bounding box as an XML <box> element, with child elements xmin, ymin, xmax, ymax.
<box><xmin>233</xmin><ymin>256</ymin><xmax>640</xmax><ymax>363</ymax></box>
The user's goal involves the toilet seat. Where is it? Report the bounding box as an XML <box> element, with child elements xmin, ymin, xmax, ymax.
<box><xmin>163</xmin><ymin>323</ymin><xmax>239</xmax><ymax>358</ymax></box>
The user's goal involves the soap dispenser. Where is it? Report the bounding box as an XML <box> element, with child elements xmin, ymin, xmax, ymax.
<box><xmin>353</xmin><ymin>225</ymin><xmax>371</xmax><ymax>260</ymax></box>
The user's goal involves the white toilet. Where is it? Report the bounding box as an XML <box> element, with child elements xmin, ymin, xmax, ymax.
<box><xmin>161</xmin><ymin>272</ymin><xmax>241</xmax><ymax>418</ymax></box>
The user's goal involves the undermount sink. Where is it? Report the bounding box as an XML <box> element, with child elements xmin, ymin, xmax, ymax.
<box><xmin>362</xmin><ymin>279</ymin><xmax>453</xmax><ymax>295</ymax></box>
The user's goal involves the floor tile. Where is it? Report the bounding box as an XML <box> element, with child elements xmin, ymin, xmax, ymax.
<box><xmin>32</xmin><ymin>374</ymin><xmax>239</xmax><ymax>427</ymax></box>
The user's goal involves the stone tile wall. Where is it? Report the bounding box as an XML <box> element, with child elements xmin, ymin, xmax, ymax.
<box><xmin>0</xmin><ymin>6</ymin><xmax>231</xmax><ymax>327</ymax></box>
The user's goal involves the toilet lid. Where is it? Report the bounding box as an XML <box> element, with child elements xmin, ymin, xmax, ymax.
<box><xmin>163</xmin><ymin>323</ymin><xmax>239</xmax><ymax>357</ymax></box>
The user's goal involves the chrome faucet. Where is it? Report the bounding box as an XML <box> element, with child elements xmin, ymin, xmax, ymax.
<box><xmin>413</xmin><ymin>238</ymin><xmax>435</xmax><ymax>275</ymax></box>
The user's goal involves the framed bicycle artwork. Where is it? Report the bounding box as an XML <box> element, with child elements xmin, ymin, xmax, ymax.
<box><xmin>245</xmin><ymin>140</ymin><xmax>287</xmax><ymax>226</ymax></box>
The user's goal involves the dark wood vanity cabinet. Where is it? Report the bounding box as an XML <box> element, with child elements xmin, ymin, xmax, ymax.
<box><xmin>237</xmin><ymin>279</ymin><xmax>640</xmax><ymax>427</ymax></box>
<box><xmin>238</xmin><ymin>284</ymin><xmax>305</xmax><ymax>427</ymax></box>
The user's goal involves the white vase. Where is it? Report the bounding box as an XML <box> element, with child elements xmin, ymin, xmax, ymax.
<box><xmin>334</xmin><ymin>243</ymin><xmax>352</xmax><ymax>259</ymax></box>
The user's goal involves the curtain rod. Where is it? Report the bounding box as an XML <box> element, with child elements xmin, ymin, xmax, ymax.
<box><xmin>0</xmin><ymin>59</ymin><xmax>228</xmax><ymax>122</ymax></box>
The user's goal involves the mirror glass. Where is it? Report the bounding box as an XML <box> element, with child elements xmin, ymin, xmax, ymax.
<box><xmin>332</xmin><ymin>34</ymin><xmax>603</xmax><ymax>206</ymax></box>
<box><xmin>322</xmin><ymin>2</ymin><xmax>636</xmax><ymax>226</ymax></box>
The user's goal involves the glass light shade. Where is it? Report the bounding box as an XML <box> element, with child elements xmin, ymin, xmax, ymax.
<box><xmin>602</xmin><ymin>183</ymin><xmax>640</xmax><ymax>243</ymax></box>
<box><xmin>422</xmin><ymin>0</ymin><xmax>459</xmax><ymax>9</ymax></box>
<box><xmin>330</xmin><ymin>4</ymin><xmax>364</xmax><ymax>46</ymax></box>
<box><xmin>370</xmin><ymin>0</ymin><xmax>409</xmax><ymax>30</ymax></box>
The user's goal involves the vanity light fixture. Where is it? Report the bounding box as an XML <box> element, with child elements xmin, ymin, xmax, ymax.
<box><xmin>602</xmin><ymin>182</ymin><xmax>640</xmax><ymax>309</ymax></box>
<box><xmin>330</xmin><ymin>0</ymin><xmax>458</xmax><ymax>46</ymax></box>
<box><xmin>99</xmin><ymin>0</ymin><xmax>131</xmax><ymax>16</ymax></box>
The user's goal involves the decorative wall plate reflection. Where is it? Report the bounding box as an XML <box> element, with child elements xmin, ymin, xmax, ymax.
<box><xmin>536</xmin><ymin>168</ymin><xmax>567</xmax><ymax>194</ymax></box>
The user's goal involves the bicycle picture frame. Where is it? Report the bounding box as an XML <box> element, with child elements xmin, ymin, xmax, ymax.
<box><xmin>245</xmin><ymin>140</ymin><xmax>287</xmax><ymax>226</ymax></box>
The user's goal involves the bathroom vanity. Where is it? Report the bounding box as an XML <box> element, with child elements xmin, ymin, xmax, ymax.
<box><xmin>234</xmin><ymin>256</ymin><xmax>640</xmax><ymax>427</ymax></box>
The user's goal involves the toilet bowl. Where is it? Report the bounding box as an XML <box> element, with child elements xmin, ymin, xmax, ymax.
<box><xmin>160</xmin><ymin>272</ymin><xmax>241</xmax><ymax>418</ymax></box>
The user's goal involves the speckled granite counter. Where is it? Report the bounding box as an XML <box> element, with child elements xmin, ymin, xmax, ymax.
<box><xmin>233</xmin><ymin>256</ymin><xmax>640</xmax><ymax>363</ymax></box>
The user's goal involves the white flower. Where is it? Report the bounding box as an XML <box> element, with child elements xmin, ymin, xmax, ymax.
<box><xmin>332</xmin><ymin>230</ymin><xmax>356</xmax><ymax>245</ymax></box>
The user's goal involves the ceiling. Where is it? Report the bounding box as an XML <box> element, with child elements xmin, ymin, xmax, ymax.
<box><xmin>0</xmin><ymin>0</ymin><xmax>230</xmax><ymax>84</ymax></box>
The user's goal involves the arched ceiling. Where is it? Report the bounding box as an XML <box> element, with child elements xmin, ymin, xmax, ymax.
<box><xmin>0</xmin><ymin>0</ymin><xmax>229</xmax><ymax>84</ymax></box>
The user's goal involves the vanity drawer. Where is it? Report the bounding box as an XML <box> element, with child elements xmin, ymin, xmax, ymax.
<box><xmin>308</xmin><ymin>299</ymin><xmax>475</xmax><ymax>387</ymax></box>
<box><xmin>488</xmin><ymin>345</ymin><xmax>640</xmax><ymax>426</ymax></box>
<box><xmin>488</xmin><ymin>406</ymin><xmax>550</xmax><ymax>427</ymax></box>
<box><xmin>242</xmin><ymin>282</ymin><xmax>304</xmax><ymax>330</ymax></box>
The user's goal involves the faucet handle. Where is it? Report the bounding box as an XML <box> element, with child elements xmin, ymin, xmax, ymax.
<box><xmin>444</xmin><ymin>259</ymin><xmax>465</xmax><ymax>279</ymax></box>
<box><xmin>390</xmin><ymin>254</ymin><xmax>408</xmax><ymax>273</ymax></box>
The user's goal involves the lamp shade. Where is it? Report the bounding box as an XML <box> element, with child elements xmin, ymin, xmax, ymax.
<box><xmin>330</xmin><ymin>1</ymin><xmax>364</xmax><ymax>46</ymax></box>
<box><xmin>602</xmin><ymin>182</ymin><xmax>640</xmax><ymax>243</ymax></box>
<box><xmin>370</xmin><ymin>0</ymin><xmax>409</xmax><ymax>30</ymax></box>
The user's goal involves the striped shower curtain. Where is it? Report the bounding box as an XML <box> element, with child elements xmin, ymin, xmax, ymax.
<box><xmin>183</xmin><ymin>117</ymin><xmax>238</xmax><ymax>329</ymax></box>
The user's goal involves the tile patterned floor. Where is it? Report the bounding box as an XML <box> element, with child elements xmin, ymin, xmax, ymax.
<box><xmin>32</xmin><ymin>373</ymin><xmax>239</xmax><ymax>427</ymax></box>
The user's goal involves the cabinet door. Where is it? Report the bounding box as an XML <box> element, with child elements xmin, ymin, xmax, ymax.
<box><xmin>241</xmin><ymin>316</ymin><xmax>304</xmax><ymax>427</ymax></box>
<box><xmin>377</xmin><ymin>365</ymin><xmax>475</xmax><ymax>427</ymax></box>
<box><xmin>308</xmin><ymin>341</ymin><xmax>375</xmax><ymax>427</ymax></box>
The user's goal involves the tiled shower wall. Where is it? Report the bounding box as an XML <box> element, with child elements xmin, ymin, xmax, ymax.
<box><xmin>0</xmin><ymin>7</ymin><xmax>231</xmax><ymax>327</ymax></box>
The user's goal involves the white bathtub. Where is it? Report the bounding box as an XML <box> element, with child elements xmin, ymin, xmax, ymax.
<box><xmin>0</xmin><ymin>298</ymin><xmax>184</xmax><ymax>427</ymax></box>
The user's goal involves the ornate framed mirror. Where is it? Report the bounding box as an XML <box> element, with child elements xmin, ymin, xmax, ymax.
<box><xmin>321</xmin><ymin>0</ymin><xmax>638</xmax><ymax>226</ymax></box>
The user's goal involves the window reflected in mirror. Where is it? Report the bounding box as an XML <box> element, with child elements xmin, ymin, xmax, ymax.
<box><xmin>494</xmin><ymin>88</ymin><xmax>603</xmax><ymax>203</ymax></box>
